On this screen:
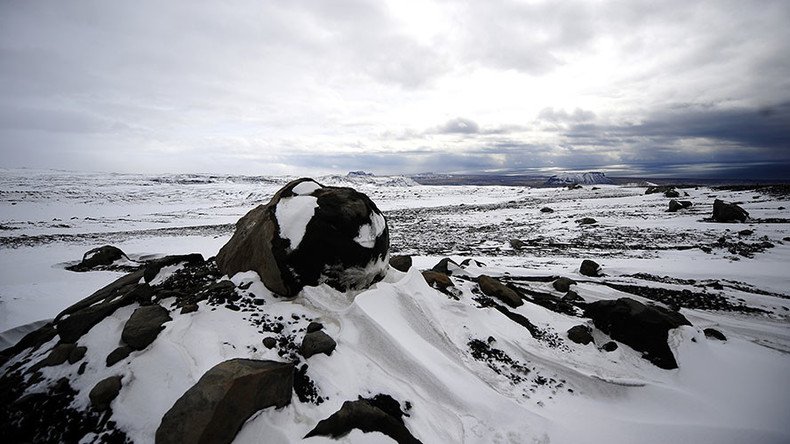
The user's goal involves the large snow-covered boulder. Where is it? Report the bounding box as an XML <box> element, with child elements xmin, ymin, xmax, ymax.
<box><xmin>216</xmin><ymin>178</ymin><xmax>389</xmax><ymax>297</ymax></box>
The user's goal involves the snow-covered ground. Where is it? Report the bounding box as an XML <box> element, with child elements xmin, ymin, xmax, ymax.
<box><xmin>1</xmin><ymin>169</ymin><xmax>789</xmax><ymax>443</ymax></box>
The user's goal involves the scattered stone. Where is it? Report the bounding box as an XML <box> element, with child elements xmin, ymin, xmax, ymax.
<box><xmin>703</xmin><ymin>328</ymin><xmax>727</xmax><ymax>341</ymax></box>
<box><xmin>509</xmin><ymin>239</ymin><xmax>526</xmax><ymax>250</ymax></box>
<box><xmin>66</xmin><ymin>245</ymin><xmax>128</xmax><ymax>272</ymax></box>
<box><xmin>601</xmin><ymin>341</ymin><xmax>618</xmax><ymax>352</ymax></box>
<box><xmin>712</xmin><ymin>199</ymin><xmax>749</xmax><ymax>222</ymax></box>
<box><xmin>156</xmin><ymin>359</ymin><xmax>293</xmax><ymax>444</ymax></box>
<box><xmin>567</xmin><ymin>325</ymin><xmax>594</xmax><ymax>345</ymax></box>
<box><xmin>645</xmin><ymin>185</ymin><xmax>676</xmax><ymax>195</ymax></box>
<box><xmin>584</xmin><ymin>297</ymin><xmax>691</xmax><ymax>369</ymax></box>
<box><xmin>667</xmin><ymin>200</ymin><xmax>693</xmax><ymax>212</ymax></box>
<box><xmin>89</xmin><ymin>376</ymin><xmax>122</xmax><ymax>411</ymax></box>
<box><xmin>478</xmin><ymin>275</ymin><xmax>523</xmax><ymax>308</ymax></box>
<box><xmin>577</xmin><ymin>217</ymin><xmax>597</xmax><ymax>225</ymax></box>
<box><xmin>262</xmin><ymin>337</ymin><xmax>277</xmax><ymax>349</ymax></box>
<box><xmin>121</xmin><ymin>305</ymin><xmax>172</xmax><ymax>350</ymax></box>
<box><xmin>67</xmin><ymin>346</ymin><xmax>87</xmax><ymax>365</ymax></box>
<box><xmin>306</xmin><ymin>322</ymin><xmax>324</xmax><ymax>333</ymax></box>
<box><xmin>579</xmin><ymin>259</ymin><xmax>601</xmax><ymax>277</ymax></box>
<box><xmin>540</xmin><ymin>207</ymin><xmax>554</xmax><ymax>213</ymax></box>
<box><xmin>553</xmin><ymin>277</ymin><xmax>576</xmax><ymax>293</ymax></box>
<box><xmin>421</xmin><ymin>271</ymin><xmax>454</xmax><ymax>291</ymax></box>
<box><xmin>431</xmin><ymin>257</ymin><xmax>462</xmax><ymax>275</ymax></box>
<box><xmin>106</xmin><ymin>345</ymin><xmax>133</xmax><ymax>367</ymax></box>
<box><xmin>305</xmin><ymin>395</ymin><xmax>421</xmax><ymax>444</ymax></box>
<box><xmin>301</xmin><ymin>331</ymin><xmax>337</xmax><ymax>358</ymax></box>
<box><xmin>216</xmin><ymin>178</ymin><xmax>389</xmax><ymax>297</ymax></box>
<box><xmin>389</xmin><ymin>255</ymin><xmax>413</xmax><ymax>272</ymax></box>
<box><xmin>562</xmin><ymin>290</ymin><xmax>584</xmax><ymax>302</ymax></box>
<box><xmin>664</xmin><ymin>189</ymin><xmax>680</xmax><ymax>198</ymax></box>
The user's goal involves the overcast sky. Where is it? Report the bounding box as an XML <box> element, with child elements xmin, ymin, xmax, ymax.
<box><xmin>1</xmin><ymin>0</ymin><xmax>788</xmax><ymax>178</ymax></box>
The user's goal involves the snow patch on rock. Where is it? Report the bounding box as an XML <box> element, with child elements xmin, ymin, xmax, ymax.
<box><xmin>275</xmin><ymin>195</ymin><xmax>318</xmax><ymax>251</ymax></box>
<box><xmin>354</xmin><ymin>211</ymin><xmax>387</xmax><ymax>248</ymax></box>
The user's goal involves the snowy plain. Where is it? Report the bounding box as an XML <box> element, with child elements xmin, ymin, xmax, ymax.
<box><xmin>1</xmin><ymin>169</ymin><xmax>789</xmax><ymax>443</ymax></box>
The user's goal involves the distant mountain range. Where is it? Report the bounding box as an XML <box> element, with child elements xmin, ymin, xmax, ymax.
<box><xmin>543</xmin><ymin>172</ymin><xmax>614</xmax><ymax>186</ymax></box>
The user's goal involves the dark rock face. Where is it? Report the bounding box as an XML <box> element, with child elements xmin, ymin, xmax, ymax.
<box><xmin>579</xmin><ymin>260</ymin><xmax>601</xmax><ymax>277</ymax></box>
<box><xmin>667</xmin><ymin>200</ymin><xmax>693</xmax><ymax>212</ymax></box>
<box><xmin>156</xmin><ymin>359</ymin><xmax>293</xmax><ymax>444</ymax></box>
<box><xmin>305</xmin><ymin>394</ymin><xmax>421</xmax><ymax>444</ymax></box>
<box><xmin>67</xmin><ymin>346</ymin><xmax>87</xmax><ymax>364</ymax></box>
<box><xmin>584</xmin><ymin>298</ymin><xmax>691</xmax><ymax>369</ymax></box>
<box><xmin>712</xmin><ymin>199</ymin><xmax>749</xmax><ymax>222</ymax></box>
<box><xmin>567</xmin><ymin>325</ymin><xmax>594</xmax><ymax>345</ymax></box>
<box><xmin>601</xmin><ymin>341</ymin><xmax>618</xmax><ymax>351</ymax></box>
<box><xmin>553</xmin><ymin>277</ymin><xmax>576</xmax><ymax>293</ymax></box>
<box><xmin>431</xmin><ymin>257</ymin><xmax>461</xmax><ymax>275</ymax></box>
<box><xmin>301</xmin><ymin>331</ymin><xmax>337</xmax><ymax>358</ymax></box>
<box><xmin>704</xmin><ymin>328</ymin><xmax>727</xmax><ymax>341</ymax></box>
<box><xmin>216</xmin><ymin>178</ymin><xmax>389</xmax><ymax>297</ymax></box>
<box><xmin>106</xmin><ymin>345</ymin><xmax>133</xmax><ymax>367</ymax></box>
<box><xmin>421</xmin><ymin>271</ymin><xmax>454</xmax><ymax>291</ymax></box>
<box><xmin>478</xmin><ymin>275</ymin><xmax>523</xmax><ymax>308</ymax></box>
<box><xmin>89</xmin><ymin>376</ymin><xmax>122</xmax><ymax>411</ymax></box>
<box><xmin>121</xmin><ymin>305</ymin><xmax>172</xmax><ymax>350</ymax></box>
<box><xmin>389</xmin><ymin>255</ymin><xmax>413</xmax><ymax>272</ymax></box>
<box><xmin>67</xmin><ymin>245</ymin><xmax>128</xmax><ymax>272</ymax></box>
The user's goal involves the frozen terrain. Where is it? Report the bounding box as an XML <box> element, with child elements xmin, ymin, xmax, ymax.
<box><xmin>1</xmin><ymin>169</ymin><xmax>789</xmax><ymax>443</ymax></box>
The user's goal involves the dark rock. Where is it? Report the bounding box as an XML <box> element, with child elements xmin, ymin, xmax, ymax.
<box><xmin>0</xmin><ymin>322</ymin><xmax>57</xmax><ymax>366</ymax></box>
<box><xmin>121</xmin><ymin>305</ymin><xmax>171</xmax><ymax>350</ymax></box>
<box><xmin>262</xmin><ymin>337</ymin><xmax>277</xmax><ymax>349</ymax></box>
<box><xmin>540</xmin><ymin>207</ymin><xmax>554</xmax><ymax>213</ymax></box>
<box><xmin>431</xmin><ymin>257</ymin><xmax>461</xmax><ymax>275</ymax></box>
<box><xmin>667</xmin><ymin>200</ymin><xmax>693</xmax><ymax>212</ymax></box>
<box><xmin>577</xmin><ymin>217</ymin><xmax>597</xmax><ymax>225</ymax></box>
<box><xmin>703</xmin><ymin>328</ymin><xmax>727</xmax><ymax>341</ymax></box>
<box><xmin>562</xmin><ymin>290</ymin><xmax>584</xmax><ymax>302</ymax></box>
<box><xmin>67</xmin><ymin>245</ymin><xmax>127</xmax><ymax>272</ymax></box>
<box><xmin>89</xmin><ymin>376</ymin><xmax>122</xmax><ymax>411</ymax></box>
<box><xmin>601</xmin><ymin>341</ymin><xmax>618</xmax><ymax>352</ymax></box>
<box><xmin>712</xmin><ymin>199</ymin><xmax>749</xmax><ymax>222</ymax></box>
<box><xmin>738</xmin><ymin>229</ymin><xmax>753</xmax><ymax>236</ymax></box>
<box><xmin>306</xmin><ymin>322</ymin><xmax>323</xmax><ymax>333</ymax></box>
<box><xmin>216</xmin><ymin>178</ymin><xmax>389</xmax><ymax>297</ymax></box>
<box><xmin>421</xmin><ymin>271</ymin><xmax>454</xmax><ymax>291</ymax></box>
<box><xmin>509</xmin><ymin>239</ymin><xmax>526</xmax><ymax>250</ymax></box>
<box><xmin>305</xmin><ymin>395</ymin><xmax>421</xmax><ymax>444</ymax></box>
<box><xmin>567</xmin><ymin>325</ymin><xmax>594</xmax><ymax>345</ymax></box>
<box><xmin>579</xmin><ymin>259</ymin><xmax>601</xmax><ymax>277</ymax></box>
<box><xmin>143</xmin><ymin>254</ymin><xmax>205</xmax><ymax>283</ymax></box>
<box><xmin>301</xmin><ymin>331</ymin><xmax>337</xmax><ymax>358</ymax></box>
<box><xmin>584</xmin><ymin>297</ymin><xmax>691</xmax><ymax>369</ymax></box>
<box><xmin>645</xmin><ymin>185</ymin><xmax>676</xmax><ymax>195</ymax></box>
<box><xmin>156</xmin><ymin>359</ymin><xmax>293</xmax><ymax>444</ymax></box>
<box><xmin>553</xmin><ymin>277</ymin><xmax>576</xmax><ymax>293</ymax></box>
<box><xmin>106</xmin><ymin>345</ymin><xmax>133</xmax><ymax>367</ymax></box>
<box><xmin>32</xmin><ymin>343</ymin><xmax>76</xmax><ymax>370</ymax></box>
<box><xmin>68</xmin><ymin>346</ymin><xmax>87</xmax><ymax>364</ymax></box>
<box><xmin>460</xmin><ymin>258</ymin><xmax>486</xmax><ymax>268</ymax></box>
<box><xmin>389</xmin><ymin>255</ymin><xmax>413</xmax><ymax>272</ymax></box>
<box><xmin>478</xmin><ymin>275</ymin><xmax>523</xmax><ymax>308</ymax></box>
<box><xmin>78</xmin><ymin>362</ymin><xmax>87</xmax><ymax>374</ymax></box>
<box><xmin>180</xmin><ymin>303</ymin><xmax>199</xmax><ymax>314</ymax></box>
<box><xmin>664</xmin><ymin>189</ymin><xmax>680</xmax><ymax>198</ymax></box>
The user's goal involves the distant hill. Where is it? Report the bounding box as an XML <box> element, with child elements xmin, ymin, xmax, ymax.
<box><xmin>544</xmin><ymin>172</ymin><xmax>614</xmax><ymax>186</ymax></box>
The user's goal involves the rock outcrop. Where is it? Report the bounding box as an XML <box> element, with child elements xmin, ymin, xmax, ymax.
<box><xmin>121</xmin><ymin>305</ymin><xmax>171</xmax><ymax>350</ymax></box>
<box><xmin>216</xmin><ymin>178</ymin><xmax>389</xmax><ymax>297</ymax></box>
<box><xmin>712</xmin><ymin>199</ymin><xmax>749</xmax><ymax>222</ymax></box>
<box><xmin>156</xmin><ymin>359</ymin><xmax>294</xmax><ymax>444</ymax></box>
<box><xmin>66</xmin><ymin>245</ymin><xmax>129</xmax><ymax>272</ymax></box>
<box><xmin>579</xmin><ymin>260</ymin><xmax>601</xmax><ymax>277</ymax></box>
<box><xmin>584</xmin><ymin>298</ymin><xmax>691</xmax><ymax>369</ymax></box>
<box><xmin>478</xmin><ymin>275</ymin><xmax>523</xmax><ymax>307</ymax></box>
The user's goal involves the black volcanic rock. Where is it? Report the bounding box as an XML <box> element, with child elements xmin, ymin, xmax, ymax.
<box><xmin>577</xmin><ymin>217</ymin><xmax>597</xmax><ymax>225</ymax></box>
<box><xmin>667</xmin><ymin>200</ymin><xmax>693</xmax><ymax>212</ymax></box>
<box><xmin>67</xmin><ymin>245</ymin><xmax>128</xmax><ymax>272</ymax></box>
<box><xmin>712</xmin><ymin>199</ymin><xmax>749</xmax><ymax>222</ymax></box>
<box><xmin>567</xmin><ymin>325</ymin><xmax>594</xmax><ymax>345</ymax></box>
<box><xmin>579</xmin><ymin>260</ymin><xmax>601</xmax><ymax>277</ymax></box>
<box><xmin>305</xmin><ymin>395</ymin><xmax>421</xmax><ymax>444</ymax></box>
<box><xmin>156</xmin><ymin>359</ymin><xmax>293</xmax><ymax>444</ymax></box>
<box><xmin>421</xmin><ymin>271</ymin><xmax>454</xmax><ymax>291</ymax></box>
<box><xmin>389</xmin><ymin>255</ymin><xmax>413</xmax><ymax>272</ymax></box>
<box><xmin>478</xmin><ymin>275</ymin><xmax>523</xmax><ymax>308</ymax></box>
<box><xmin>553</xmin><ymin>277</ymin><xmax>576</xmax><ymax>293</ymax></box>
<box><xmin>121</xmin><ymin>305</ymin><xmax>171</xmax><ymax>350</ymax></box>
<box><xmin>431</xmin><ymin>257</ymin><xmax>461</xmax><ymax>275</ymax></box>
<box><xmin>584</xmin><ymin>297</ymin><xmax>691</xmax><ymax>369</ymax></box>
<box><xmin>89</xmin><ymin>376</ymin><xmax>122</xmax><ymax>411</ymax></box>
<box><xmin>216</xmin><ymin>178</ymin><xmax>389</xmax><ymax>297</ymax></box>
<box><xmin>301</xmin><ymin>331</ymin><xmax>337</xmax><ymax>358</ymax></box>
<box><xmin>704</xmin><ymin>328</ymin><xmax>727</xmax><ymax>341</ymax></box>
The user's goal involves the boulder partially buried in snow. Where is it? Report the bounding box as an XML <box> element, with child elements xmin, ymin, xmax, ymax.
<box><xmin>216</xmin><ymin>178</ymin><xmax>390</xmax><ymax>297</ymax></box>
